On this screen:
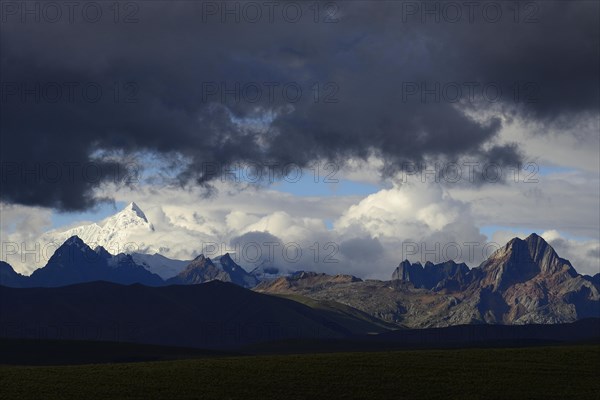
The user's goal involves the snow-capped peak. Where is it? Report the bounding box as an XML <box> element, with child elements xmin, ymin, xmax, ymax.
<box><xmin>40</xmin><ymin>202</ymin><xmax>155</xmax><ymax>257</ymax></box>
<box><xmin>124</xmin><ymin>202</ymin><xmax>148</xmax><ymax>223</ymax></box>
<box><xmin>100</xmin><ymin>202</ymin><xmax>152</xmax><ymax>229</ymax></box>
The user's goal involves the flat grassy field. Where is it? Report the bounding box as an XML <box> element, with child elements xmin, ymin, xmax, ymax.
<box><xmin>1</xmin><ymin>345</ymin><xmax>598</xmax><ymax>399</ymax></box>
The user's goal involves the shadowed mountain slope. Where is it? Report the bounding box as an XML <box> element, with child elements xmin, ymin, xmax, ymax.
<box><xmin>0</xmin><ymin>281</ymin><xmax>393</xmax><ymax>349</ymax></box>
<box><xmin>27</xmin><ymin>236</ymin><xmax>164</xmax><ymax>287</ymax></box>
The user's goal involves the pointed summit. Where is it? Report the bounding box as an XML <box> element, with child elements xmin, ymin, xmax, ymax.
<box><xmin>123</xmin><ymin>202</ymin><xmax>148</xmax><ymax>223</ymax></box>
<box><xmin>193</xmin><ymin>254</ymin><xmax>207</xmax><ymax>262</ymax></box>
<box><xmin>392</xmin><ymin>260</ymin><xmax>422</xmax><ymax>283</ymax></box>
<box><xmin>480</xmin><ymin>234</ymin><xmax>578</xmax><ymax>291</ymax></box>
<box><xmin>168</xmin><ymin>252</ymin><xmax>258</xmax><ymax>288</ymax></box>
<box><xmin>63</xmin><ymin>235</ymin><xmax>86</xmax><ymax>247</ymax></box>
<box><xmin>525</xmin><ymin>232</ymin><xmax>543</xmax><ymax>242</ymax></box>
<box><xmin>38</xmin><ymin>235</ymin><xmax>104</xmax><ymax>278</ymax></box>
<box><xmin>57</xmin><ymin>236</ymin><xmax>95</xmax><ymax>256</ymax></box>
<box><xmin>524</xmin><ymin>233</ymin><xmax>576</xmax><ymax>275</ymax></box>
<box><xmin>29</xmin><ymin>234</ymin><xmax>164</xmax><ymax>287</ymax></box>
<box><xmin>94</xmin><ymin>245</ymin><xmax>113</xmax><ymax>259</ymax></box>
<box><xmin>39</xmin><ymin>202</ymin><xmax>156</xmax><ymax>260</ymax></box>
<box><xmin>98</xmin><ymin>201</ymin><xmax>153</xmax><ymax>232</ymax></box>
<box><xmin>491</xmin><ymin>233</ymin><xmax>564</xmax><ymax>274</ymax></box>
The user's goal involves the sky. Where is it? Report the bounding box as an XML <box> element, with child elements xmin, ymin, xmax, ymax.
<box><xmin>0</xmin><ymin>1</ymin><xmax>599</xmax><ymax>278</ymax></box>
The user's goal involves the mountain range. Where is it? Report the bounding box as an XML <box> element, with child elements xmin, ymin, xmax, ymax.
<box><xmin>1</xmin><ymin>203</ymin><xmax>599</xmax><ymax>330</ymax></box>
<box><xmin>166</xmin><ymin>253</ymin><xmax>259</xmax><ymax>287</ymax></box>
<box><xmin>32</xmin><ymin>202</ymin><xmax>283</xmax><ymax>281</ymax></box>
<box><xmin>0</xmin><ymin>236</ymin><xmax>257</xmax><ymax>289</ymax></box>
<box><xmin>256</xmin><ymin>234</ymin><xmax>600</xmax><ymax>327</ymax></box>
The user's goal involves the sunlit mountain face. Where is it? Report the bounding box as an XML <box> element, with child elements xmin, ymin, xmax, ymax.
<box><xmin>2</xmin><ymin>222</ymin><xmax>598</xmax><ymax>327</ymax></box>
<box><xmin>0</xmin><ymin>2</ymin><xmax>598</xmax><ymax>397</ymax></box>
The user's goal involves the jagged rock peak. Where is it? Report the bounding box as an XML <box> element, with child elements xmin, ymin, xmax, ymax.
<box><xmin>192</xmin><ymin>254</ymin><xmax>208</xmax><ymax>262</ymax></box>
<box><xmin>493</xmin><ymin>233</ymin><xmax>574</xmax><ymax>274</ymax></box>
<box><xmin>488</xmin><ymin>236</ymin><xmax>530</xmax><ymax>263</ymax></box>
<box><xmin>219</xmin><ymin>253</ymin><xmax>235</xmax><ymax>262</ymax></box>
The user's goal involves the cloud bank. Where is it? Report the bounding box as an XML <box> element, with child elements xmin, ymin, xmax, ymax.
<box><xmin>1</xmin><ymin>1</ymin><xmax>598</xmax><ymax>210</ymax></box>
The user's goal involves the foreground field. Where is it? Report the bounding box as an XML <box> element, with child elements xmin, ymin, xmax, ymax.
<box><xmin>1</xmin><ymin>345</ymin><xmax>599</xmax><ymax>399</ymax></box>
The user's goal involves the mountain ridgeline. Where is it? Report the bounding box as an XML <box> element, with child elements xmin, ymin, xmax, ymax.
<box><xmin>31</xmin><ymin>237</ymin><xmax>164</xmax><ymax>287</ymax></box>
<box><xmin>1</xmin><ymin>211</ymin><xmax>599</xmax><ymax>329</ymax></box>
<box><xmin>256</xmin><ymin>234</ymin><xmax>600</xmax><ymax>327</ymax></box>
<box><xmin>391</xmin><ymin>259</ymin><xmax>470</xmax><ymax>291</ymax></box>
<box><xmin>167</xmin><ymin>253</ymin><xmax>258</xmax><ymax>288</ymax></box>
<box><xmin>0</xmin><ymin>236</ymin><xmax>256</xmax><ymax>289</ymax></box>
<box><xmin>0</xmin><ymin>281</ymin><xmax>368</xmax><ymax>349</ymax></box>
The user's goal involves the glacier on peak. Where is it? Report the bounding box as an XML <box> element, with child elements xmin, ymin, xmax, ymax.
<box><xmin>40</xmin><ymin>202</ymin><xmax>155</xmax><ymax>257</ymax></box>
<box><xmin>22</xmin><ymin>202</ymin><xmax>285</xmax><ymax>280</ymax></box>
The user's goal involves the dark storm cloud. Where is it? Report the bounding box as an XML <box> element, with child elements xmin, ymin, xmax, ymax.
<box><xmin>1</xmin><ymin>1</ymin><xmax>597</xmax><ymax>210</ymax></box>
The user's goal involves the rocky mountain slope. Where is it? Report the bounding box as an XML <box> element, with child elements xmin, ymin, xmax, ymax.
<box><xmin>167</xmin><ymin>253</ymin><xmax>258</xmax><ymax>288</ymax></box>
<box><xmin>257</xmin><ymin>234</ymin><xmax>600</xmax><ymax>327</ymax></box>
<box><xmin>392</xmin><ymin>260</ymin><xmax>470</xmax><ymax>291</ymax></box>
<box><xmin>3</xmin><ymin>231</ymin><xmax>598</xmax><ymax>328</ymax></box>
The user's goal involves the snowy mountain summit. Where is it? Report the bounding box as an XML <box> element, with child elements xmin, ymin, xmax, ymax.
<box><xmin>103</xmin><ymin>202</ymin><xmax>154</xmax><ymax>233</ymax></box>
<box><xmin>126</xmin><ymin>202</ymin><xmax>150</xmax><ymax>223</ymax></box>
<box><xmin>38</xmin><ymin>202</ymin><xmax>191</xmax><ymax>279</ymax></box>
<box><xmin>28</xmin><ymin>202</ymin><xmax>280</xmax><ymax>280</ymax></box>
<box><xmin>42</xmin><ymin>202</ymin><xmax>155</xmax><ymax>256</ymax></box>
